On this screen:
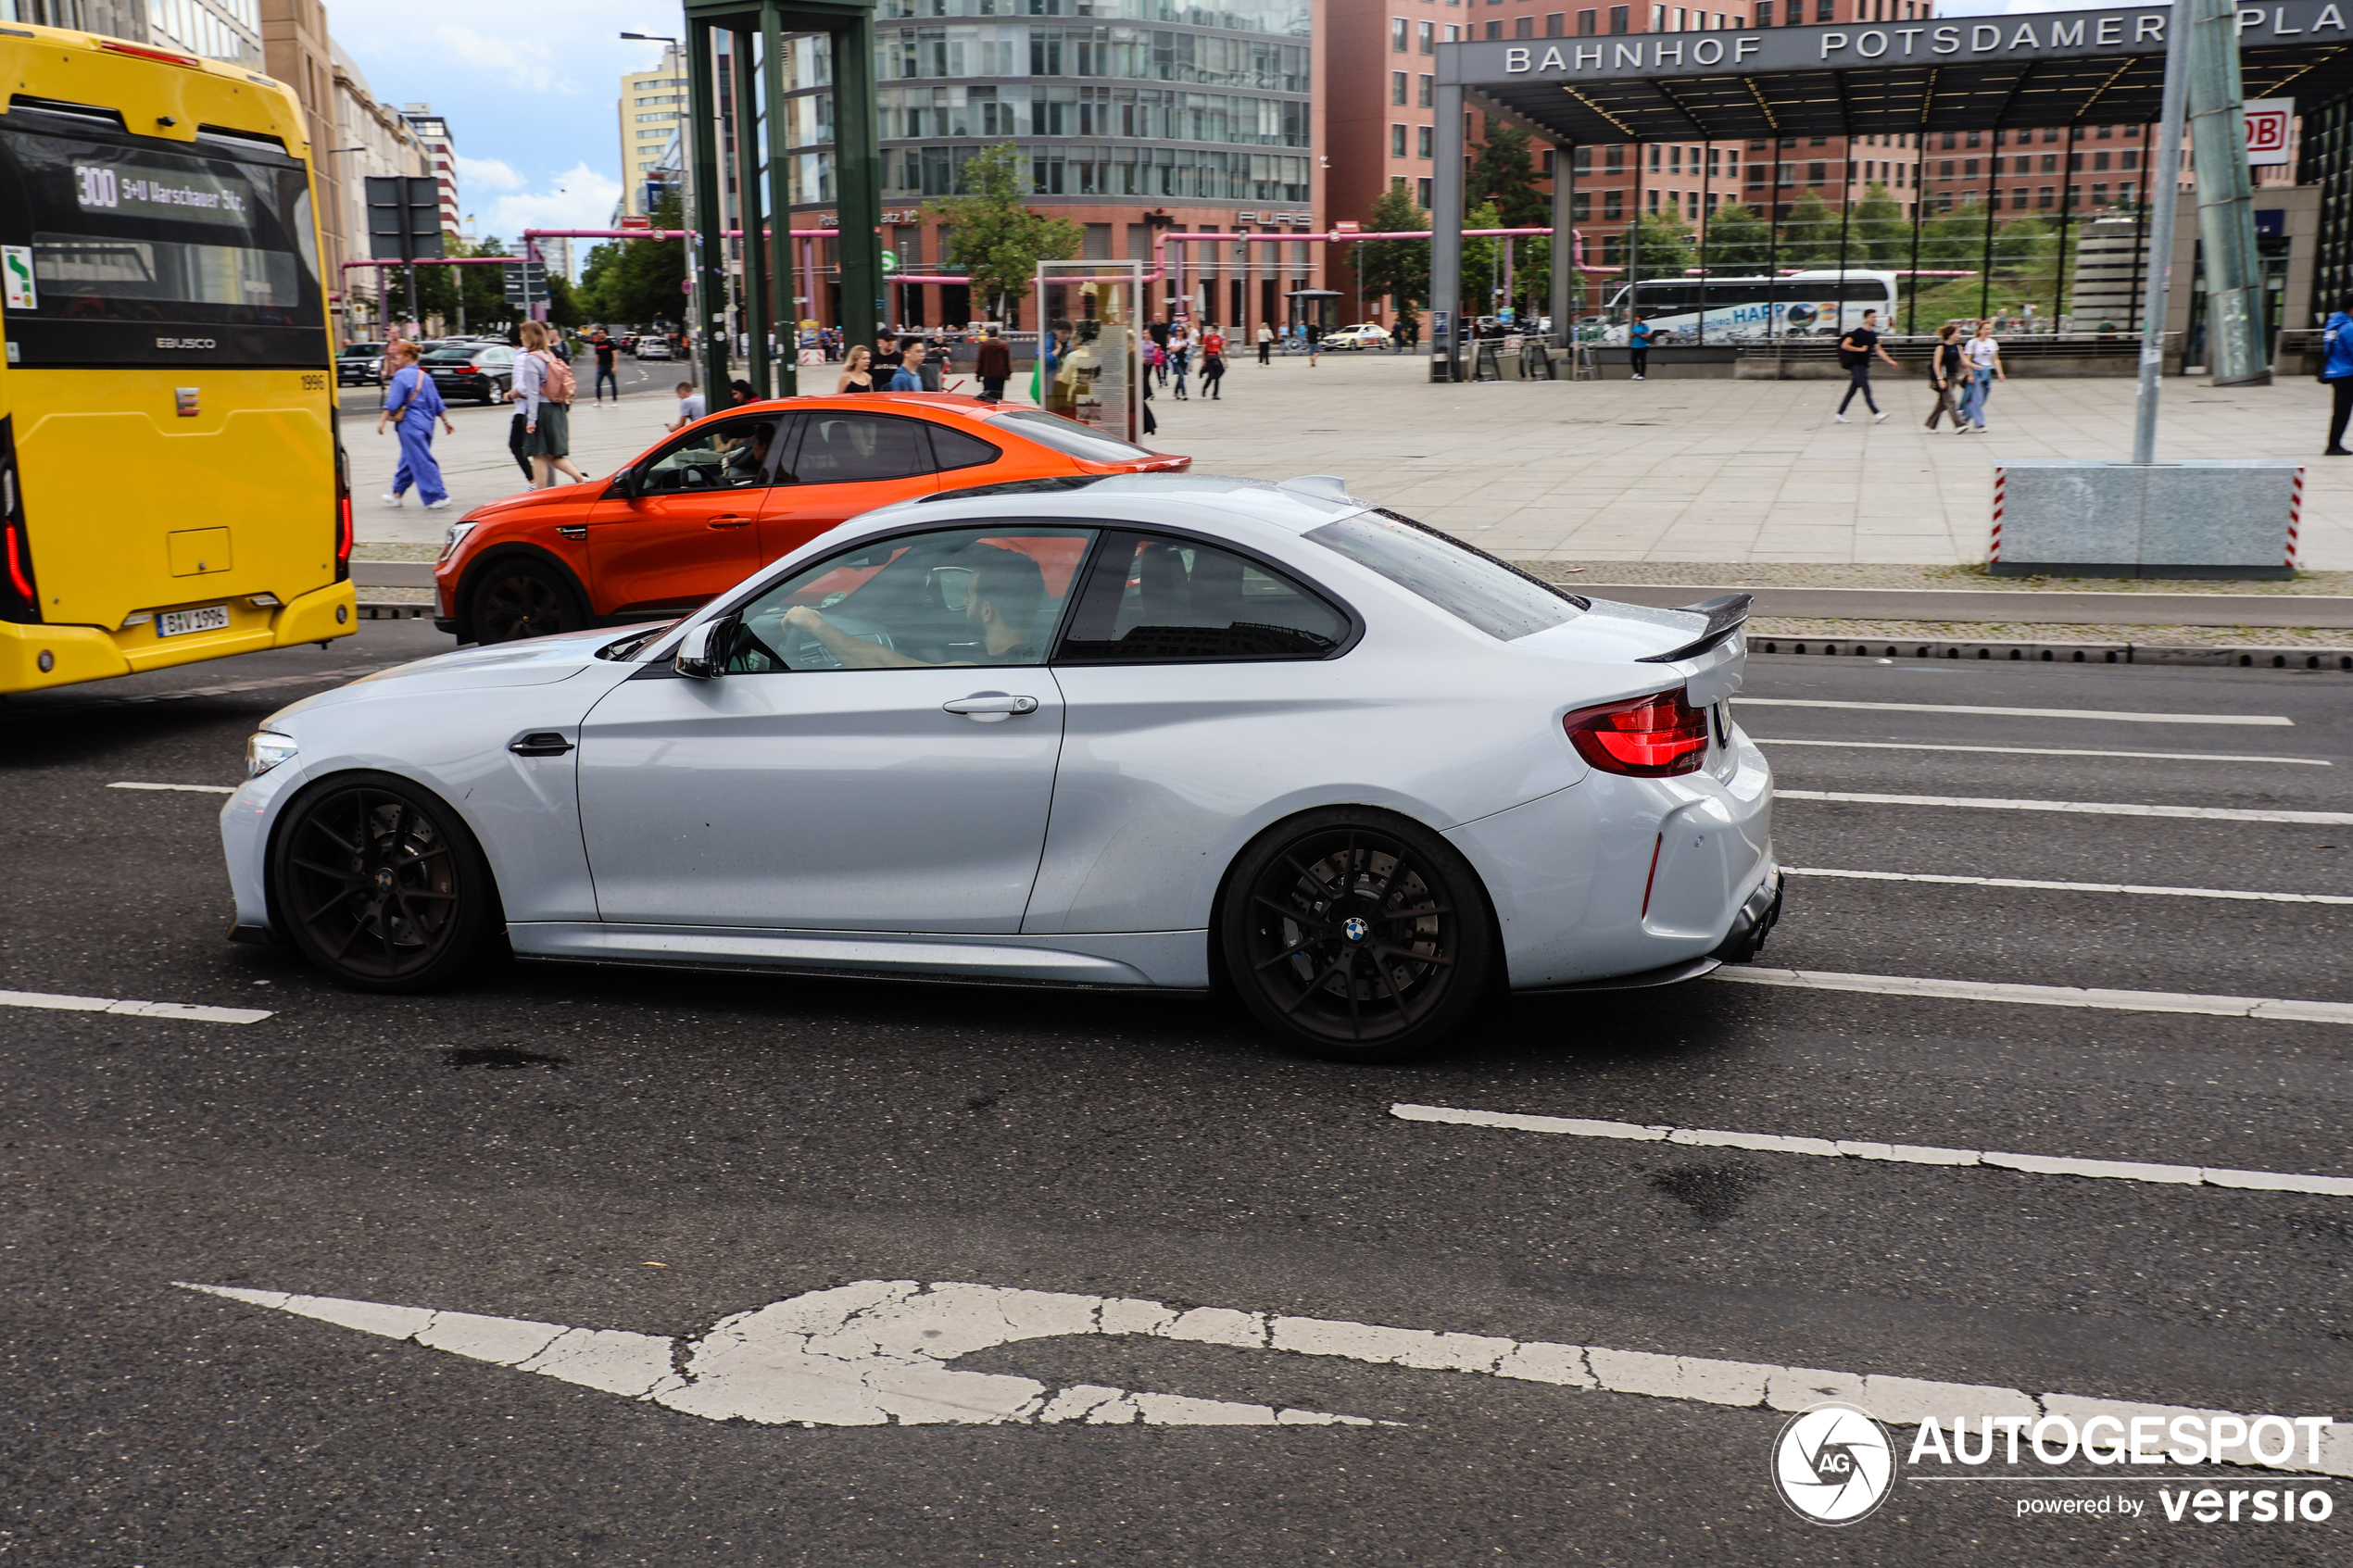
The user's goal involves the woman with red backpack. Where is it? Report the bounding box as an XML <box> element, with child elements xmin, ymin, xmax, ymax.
<box><xmin>513</xmin><ymin>320</ymin><xmax>586</xmax><ymax>488</ymax></box>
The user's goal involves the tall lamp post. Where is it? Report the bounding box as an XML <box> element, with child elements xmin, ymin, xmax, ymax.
<box><xmin>622</xmin><ymin>31</ymin><xmax>703</xmax><ymax>379</ymax></box>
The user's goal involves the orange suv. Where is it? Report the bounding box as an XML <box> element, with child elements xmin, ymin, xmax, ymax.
<box><xmin>434</xmin><ymin>393</ymin><xmax>1189</xmax><ymax>644</ymax></box>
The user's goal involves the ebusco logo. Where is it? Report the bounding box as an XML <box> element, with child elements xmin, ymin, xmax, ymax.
<box><xmin>1772</xmin><ymin>1402</ymin><xmax>1898</xmax><ymax>1525</ymax></box>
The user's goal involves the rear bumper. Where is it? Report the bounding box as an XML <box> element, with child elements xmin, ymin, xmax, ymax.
<box><xmin>0</xmin><ymin>580</ymin><xmax>356</xmax><ymax>693</ymax></box>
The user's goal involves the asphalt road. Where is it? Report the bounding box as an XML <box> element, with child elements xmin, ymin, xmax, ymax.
<box><xmin>5</xmin><ymin>628</ymin><xmax>2351</xmax><ymax>1565</ymax></box>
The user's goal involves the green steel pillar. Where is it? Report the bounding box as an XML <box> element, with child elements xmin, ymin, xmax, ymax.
<box><xmin>688</xmin><ymin>19</ymin><xmax>731</xmax><ymax>398</ymax></box>
<box><xmin>733</xmin><ymin>25</ymin><xmax>772</xmax><ymax>399</ymax></box>
<box><xmin>2185</xmin><ymin>0</ymin><xmax>2270</xmax><ymax>384</ymax></box>
<box><xmin>762</xmin><ymin>2</ymin><xmax>797</xmax><ymax>395</ymax></box>
<box><xmin>831</xmin><ymin>10</ymin><xmax>883</xmax><ymax>357</ymax></box>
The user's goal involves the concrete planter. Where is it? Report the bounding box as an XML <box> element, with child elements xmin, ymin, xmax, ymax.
<box><xmin>1990</xmin><ymin>459</ymin><xmax>2304</xmax><ymax>580</ymax></box>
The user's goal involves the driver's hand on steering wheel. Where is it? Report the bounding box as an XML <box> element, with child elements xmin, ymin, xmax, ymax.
<box><xmin>782</xmin><ymin>605</ymin><xmax>827</xmax><ymax>638</ymax></box>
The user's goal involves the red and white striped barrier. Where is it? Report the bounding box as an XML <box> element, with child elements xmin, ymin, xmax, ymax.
<box><xmin>2287</xmin><ymin>466</ymin><xmax>2304</xmax><ymax>571</ymax></box>
<box><xmin>1988</xmin><ymin>466</ymin><xmax>2007</xmax><ymax>564</ymax></box>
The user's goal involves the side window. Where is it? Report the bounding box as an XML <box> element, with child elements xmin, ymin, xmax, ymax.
<box><xmin>928</xmin><ymin>422</ymin><xmax>1001</xmax><ymax>473</ymax></box>
<box><xmin>795</xmin><ymin>412</ymin><xmax>933</xmax><ymax>483</ymax></box>
<box><xmin>724</xmin><ymin>524</ymin><xmax>1097</xmax><ymax>672</ymax></box>
<box><xmin>637</xmin><ymin>415</ymin><xmax>786</xmax><ymax>495</ymax></box>
<box><xmin>1054</xmin><ymin>532</ymin><xmax>1351</xmax><ymax>664</ymax></box>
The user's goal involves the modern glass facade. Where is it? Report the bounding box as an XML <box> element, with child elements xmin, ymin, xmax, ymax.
<box><xmin>2306</xmin><ymin>96</ymin><xmax>2353</xmax><ymax>326</ymax></box>
<box><xmin>779</xmin><ymin>0</ymin><xmax>1312</xmax><ymax>209</ymax></box>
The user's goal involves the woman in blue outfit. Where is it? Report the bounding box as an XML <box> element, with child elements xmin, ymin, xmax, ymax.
<box><xmin>376</xmin><ymin>339</ymin><xmax>456</xmax><ymax>508</ymax></box>
<box><xmin>2323</xmin><ymin>292</ymin><xmax>2353</xmax><ymax>457</ymax></box>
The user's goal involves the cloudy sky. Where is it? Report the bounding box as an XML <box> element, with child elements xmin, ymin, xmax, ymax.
<box><xmin>333</xmin><ymin>0</ymin><xmax>673</xmax><ymax>254</ymax></box>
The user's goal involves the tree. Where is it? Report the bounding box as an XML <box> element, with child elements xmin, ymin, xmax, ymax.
<box><xmin>1354</xmin><ymin>181</ymin><xmax>1428</xmax><ymax>328</ymax></box>
<box><xmin>1700</xmin><ymin>201</ymin><xmax>1770</xmax><ymax>273</ymax></box>
<box><xmin>546</xmin><ymin>272</ymin><xmax>584</xmax><ymax>328</ymax></box>
<box><xmin>1629</xmin><ymin>208</ymin><xmax>1694</xmax><ymax>281</ymax></box>
<box><xmin>922</xmin><ymin>144</ymin><xmax>1081</xmax><ymax>326</ymax></box>
<box><xmin>1462</xmin><ymin>198</ymin><xmax>1503</xmax><ymax>314</ymax></box>
<box><xmin>574</xmin><ymin>190</ymin><xmax>687</xmax><ymax>326</ymax></box>
<box><xmin>1776</xmin><ymin>193</ymin><xmax>1841</xmax><ymax>267</ymax></box>
<box><xmin>1467</xmin><ymin>122</ymin><xmax>1548</xmax><ymax>231</ymax></box>
<box><xmin>409</xmin><ymin>235</ymin><xmax>515</xmax><ymax>334</ymax></box>
<box><xmin>1850</xmin><ymin>182</ymin><xmax>1906</xmax><ymax>265</ymax></box>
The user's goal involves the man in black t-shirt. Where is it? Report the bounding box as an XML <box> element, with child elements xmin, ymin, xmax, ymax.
<box><xmin>590</xmin><ymin>331</ymin><xmax>619</xmax><ymax>403</ymax></box>
<box><xmin>1834</xmin><ymin>308</ymin><xmax>1901</xmax><ymax>423</ymax></box>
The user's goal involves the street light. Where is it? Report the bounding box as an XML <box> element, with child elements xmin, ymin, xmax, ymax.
<box><xmin>621</xmin><ymin>31</ymin><xmax>701</xmax><ymax>365</ymax></box>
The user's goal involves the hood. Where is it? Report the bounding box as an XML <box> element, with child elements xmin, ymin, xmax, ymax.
<box><xmin>1513</xmin><ymin>596</ymin><xmax>1746</xmax><ymax>705</ymax></box>
<box><xmin>264</xmin><ymin>626</ymin><xmax>635</xmax><ymax>724</ymax></box>
<box><xmin>460</xmin><ymin>482</ymin><xmax>615</xmax><ymax>526</ymax></box>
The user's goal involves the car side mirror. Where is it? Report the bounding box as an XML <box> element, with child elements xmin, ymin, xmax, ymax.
<box><xmin>674</xmin><ymin>618</ymin><xmax>731</xmax><ymax>679</ymax></box>
<box><xmin>606</xmin><ymin>470</ymin><xmax>637</xmax><ymax>501</ymax></box>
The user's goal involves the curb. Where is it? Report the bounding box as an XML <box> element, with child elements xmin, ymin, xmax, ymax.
<box><xmin>1753</xmin><ymin>635</ymin><xmax>2353</xmax><ymax>671</ymax></box>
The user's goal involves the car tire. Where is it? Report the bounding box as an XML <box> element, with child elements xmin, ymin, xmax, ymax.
<box><xmin>270</xmin><ymin>771</ymin><xmax>504</xmax><ymax>994</ymax></box>
<box><xmin>467</xmin><ymin>558</ymin><xmax>582</xmax><ymax>644</ymax></box>
<box><xmin>1220</xmin><ymin>808</ymin><xmax>1493</xmax><ymax>1063</ymax></box>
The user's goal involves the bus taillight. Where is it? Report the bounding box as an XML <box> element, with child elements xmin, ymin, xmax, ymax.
<box><xmin>0</xmin><ymin>418</ymin><xmax>37</xmax><ymax>624</ymax></box>
<box><xmin>332</xmin><ymin>409</ymin><xmax>352</xmax><ymax>583</ymax></box>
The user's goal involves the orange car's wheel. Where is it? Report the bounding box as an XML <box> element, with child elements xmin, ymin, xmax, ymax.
<box><xmin>469</xmin><ymin>559</ymin><xmax>582</xmax><ymax>644</ymax></box>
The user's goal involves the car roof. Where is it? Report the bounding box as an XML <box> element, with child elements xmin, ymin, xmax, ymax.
<box><xmin>879</xmin><ymin>472</ymin><xmax>1368</xmax><ymax>539</ymax></box>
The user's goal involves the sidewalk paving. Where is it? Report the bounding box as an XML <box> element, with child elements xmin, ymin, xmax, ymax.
<box><xmin>351</xmin><ymin>348</ymin><xmax>2353</xmax><ymax>573</ymax></box>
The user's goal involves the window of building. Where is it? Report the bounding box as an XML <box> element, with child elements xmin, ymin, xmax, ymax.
<box><xmin>1393</xmin><ymin>123</ymin><xmax>1408</xmax><ymax>157</ymax></box>
<box><xmin>2042</xmin><ymin>153</ymin><xmax>2058</xmax><ymax>173</ymax></box>
<box><xmin>1417</xmin><ymin>176</ymin><xmax>1434</xmax><ymax>207</ymax></box>
<box><xmin>1541</xmin><ymin>148</ymin><xmax>1555</xmax><ymax>175</ymax></box>
<box><xmin>1418</xmin><ymin>74</ymin><xmax>1434</xmax><ymax>106</ymax></box>
<box><xmin>1572</xmin><ymin>191</ymin><xmax>1592</xmax><ymax>220</ymax></box>
<box><xmin>1516</xmin><ymin>15</ymin><xmax>1534</xmax><ymax>35</ymax></box>
<box><xmin>2043</xmin><ymin>126</ymin><xmax>2061</xmax><ymax>143</ymax></box>
<box><xmin>1392</xmin><ymin>70</ymin><xmax>1408</xmax><ymax>104</ymax></box>
<box><xmin>1604</xmin><ymin>189</ymin><xmax>1624</xmax><ymax>219</ymax></box>
<box><xmin>1486</xmin><ymin>19</ymin><xmax>1502</xmax><ymax>36</ymax></box>
<box><xmin>2119</xmin><ymin>181</ymin><xmax>2135</xmax><ymax>204</ymax></box>
<box><xmin>1609</xmin><ymin>6</ymin><xmax>1629</xmax><ymax>31</ymax></box>
<box><xmin>1815</xmin><ymin>0</ymin><xmax>1832</xmax><ymax>17</ymax></box>
<box><xmin>1647</xmin><ymin>188</ymin><xmax>1660</xmax><ymax>212</ymax></box>
<box><xmin>1548</xmin><ymin>13</ymin><xmax>1567</xmax><ymax>35</ymax></box>
<box><xmin>2120</xmin><ymin>149</ymin><xmax>2138</xmax><ymax>170</ymax></box>
<box><xmin>1575</xmin><ymin>145</ymin><xmax>1593</xmax><ymax>171</ymax></box>
<box><xmin>1418</xmin><ymin>19</ymin><xmax>1436</xmax><ymax>49</ymax></box>
<box><xmin>1418</xmin><ymin>125</ymin><xmax>1434</xmax><ymax>158</ymax></box>
<box><xmin>1755</xmin><ymin>0</ymin><xmax>1772</xmax><ymax>19</ymax></box>
<box><xmin>1807</xmin><ymin>160</ymin><xmax>1826</xmax><ymax>183</ymax></box>
<box><xmin>1605</xmin><ymin>144</ymin><xmax>1624</xmax><ymax>170</ymax></box>
<box><xmin>2010</xmin><ymin>188</ymin><xmax>2029</xmax><ymax>209</ymax></box>
<box><xmin>1393</xmin><ymin>17</ymin><xmax>1409</xmax><ymax>48</ymax></box>
<box><xmin>1649</xmin><ymin>144</ymin><xmax>1661</xmax><ymax>170</ymax></box>
<box><xmin>2093</xmin><ymin>150</ymin><xmax>2109</xmax><ymax>171</ymax></box>
<box><xmin>2096</xmin><ymin>124</ymin><xmax>2114</xmax><ymax>139</ymax></box>
<box><xmin>1446</xmin><ymin>22</ymin><xmax>1462</xmax><ymax>37</ymax></box>
<box><xmin>1578</xmin><ymin>7</ymin><xmax>1597</xmax><ymax>31</ymax></box>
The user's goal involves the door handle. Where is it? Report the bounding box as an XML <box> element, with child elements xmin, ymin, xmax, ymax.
<box><xmin>509</xmin><ymin>732</ymin><xmax>574</xmax><ymax>757</ymax></box>
<box><xmin>706</xmin><ymin>515</ymin><xmax>752</xmax><ymax>529</ymax></box>
<box><xmin>942</xmin><ymin>693</ymin><xmax>1039</xmax><ymax>722</ymax></box>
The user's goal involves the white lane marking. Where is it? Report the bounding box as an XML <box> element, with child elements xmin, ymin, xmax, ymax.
<box><xmin>1736</xmin><ymin>698</ymin><xmax>2293</xmax><ymax>727</ymax></box>
<box><xmin>1753</xmin><ymin>737</ymin><xmax>2331</xmax><ymax>767</ymax></box>
<box><xmin>108</xmin><ymin>781</ymin><xmax>237</xmax><ymax>795</ymax></box>
<box><xmin>1390</xmin><ymin>1103</ymin><xmax>2353</xmax><ymax>1198</ymax></box>
<box><xmin>0</xmin><ymin>988</ymin><xmax>271</xmax><ymax>1024</ymax></box>
<box><xmin>1786</xmin><ymin>866</ymin><xmax>2353</xmax><ymax>907</ymax></box>
<box><xmin>176</xmin><ymin>1278</ymin><xmax>2353</xmax><ymax>1474</ymax></box>
<box><xmin>1711</xmin><ymin>967</ymin><xmax>2353</xmax><ymax>1025</ymax></box>
<box><xmin>1778</xmin><ymin>789</ymin><xmax>2353</xmax><ymax>826</ymax></box>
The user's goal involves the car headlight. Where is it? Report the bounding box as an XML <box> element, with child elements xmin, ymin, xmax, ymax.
<box><xmin>245</xmin><ymin>731</ymin><xmax>298</xmax><ymax>778</ymax></box>
<box><xmin>439</xmin><ymin>520</ymin><xmax>478</xmax><ymax>560</ymax></box>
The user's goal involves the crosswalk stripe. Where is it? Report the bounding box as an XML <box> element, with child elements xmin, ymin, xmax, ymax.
<box><xmin>1778</xmin><ymin>789</ymin><xmax>2353</xmax><ymax>826</ymax></box>
<box><xmin>0</xmin><ymin>988</ymin><xmax>272</xmax><ymax>1025</ymax></box>
<box><xmin>1709</xmin><ymin>966</ymin><xmax>2353</xmax><ymax>1024</ymax></box>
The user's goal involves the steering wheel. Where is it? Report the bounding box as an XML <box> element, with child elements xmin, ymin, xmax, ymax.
<box><xmin>777</xmin><ymin>612</ymin><xmax>895</xmax><ymax>670</ymax></box>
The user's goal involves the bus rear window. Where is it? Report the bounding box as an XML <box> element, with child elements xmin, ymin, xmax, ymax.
<box><xmin>0</xmin><ymin>113</ymin><xmax>326</xmax><ymax>369</ymax></box>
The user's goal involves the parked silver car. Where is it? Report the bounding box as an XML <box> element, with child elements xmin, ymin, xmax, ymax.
<box><xmin>222</xmin><ymin>475</ymin><xmax>1777</xmax><ymax>1060</ymax></box>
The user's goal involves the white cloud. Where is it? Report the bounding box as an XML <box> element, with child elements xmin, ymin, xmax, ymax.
<box><xmin>479</xmin><ymin>163</ymin><xmax>625</xmax><ymax>242</ymax></box>
<box><xmin>427</xmin><ymin>25</ymin><xmax>563</xmax><ymax>92</ymax></box>
<box><xmin>456</xmin><ymin>154</ymin><xmax>526</xmax><ymax>193</ymax></box>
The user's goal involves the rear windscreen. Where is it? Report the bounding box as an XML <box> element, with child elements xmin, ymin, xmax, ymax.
<box><xmin>0</xmin><ymin>110</ymin><xmax>327</xmax><ymax>369</ymax></box>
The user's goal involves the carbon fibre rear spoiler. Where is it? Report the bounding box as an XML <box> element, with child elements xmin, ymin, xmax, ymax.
<box><xmin>1635</xmin><ymin>593</ymin><xmax>1754</xmax><ymax>665</ymax></box>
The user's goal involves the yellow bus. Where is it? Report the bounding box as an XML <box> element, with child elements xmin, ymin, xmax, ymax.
<box><xmin>0</xmin><ymin>24</ymin><xmax>351</xmax><ymax>695</ymax></box>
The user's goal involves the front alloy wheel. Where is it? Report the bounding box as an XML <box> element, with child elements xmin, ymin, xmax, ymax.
<box><xmin>272</xmin><ymin>773</ymin><xmax>499</xmax><ymax>992</ymax></box>
<box><xmin>1224</xmin><ymin>809</ymin><xmax>1492</xmax><ymax>1062</ymax></box>
<box><xmin>470</xmin><ymin>559</ymin><xmax>578</xmax><ymax>644</ymax></box>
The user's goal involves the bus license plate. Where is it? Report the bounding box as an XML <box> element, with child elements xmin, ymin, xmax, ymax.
<box><xmin>157</xmin><ymin>605</ymin><xmax>231</xmax><ymax>638</ymax></box>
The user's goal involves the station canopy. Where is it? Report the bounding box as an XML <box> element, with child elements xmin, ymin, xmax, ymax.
<box><xmin>1441</xmin><ymin>1</ymin><xmax>2353</xmax><ymax>143</ymax></box>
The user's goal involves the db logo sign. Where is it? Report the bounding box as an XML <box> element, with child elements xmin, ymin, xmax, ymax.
<box><xmin>2245</xmin><ymin>98</ymin><xmax>2294</xmax><ymax>165</ymax></box>
<box><xmin>1772</xmin><ymin>1402</ymin><xmax>1899</xmax><ymax>1525</ymax></box>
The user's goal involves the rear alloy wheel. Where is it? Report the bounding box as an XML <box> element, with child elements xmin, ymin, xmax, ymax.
<box><xmin>271</xmin><ymin>772</ymin><xmax>500</xmax><ymax>993</ymax></box>
<box><xmin>469</xmin><ymin>559</ymin><xmax>579</xmax><ymax>644</ymax></box>
<box><xmin>1223</xmin><ymin>809</ymin><xmax>1492</xmax><ymax>1063</ymax></box>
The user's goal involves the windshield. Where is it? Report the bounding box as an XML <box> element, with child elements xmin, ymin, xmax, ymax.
<box><xmin>0</xmin><ymin>107</ymin><xmax>326</xmax><ymax>368</ymax></box>
<box><xmin>1304</xmin><ymin>509</ymin><xmax>1586</xmax><ymax>641</ymax></box>
<box><xmin>990</xmin><ymin>407</ymin><xmax>1155</xmax><ymax>464</ymax></box>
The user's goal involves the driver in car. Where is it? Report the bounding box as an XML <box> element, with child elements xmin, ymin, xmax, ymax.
<box><xmin>723</xmin><ymin>420</ymin><xmax>776</xmax><ymax>485</ymax></box>
<box><xmin>782</xmin><ymin>545</ymin><xmax>1045</xmax><ymax>668</ymax></box>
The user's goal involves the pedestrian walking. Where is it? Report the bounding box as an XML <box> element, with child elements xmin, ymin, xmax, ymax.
<box><xmin>513</xmin><ymin>320</ymin><xmax>585</xmax><ymax>488</ymax></box>
<box><xmin>2322</xmin><ymin>292</ymin><xmax>2353</xmax><ymax>456</ymax></box>
<box><xmin>837</xmin><ymin>345</ymin><xmax>879</xmax><ymax>394</ymax></box>
<box><xmin>975</xmin><ymin>328</ymin><xmax>1012</xmax><ymax>402</ymax></box>
<box><xmin>1957</xmin><ymin>319</ymin><xmax>2004</xmax><ymax>433</ymax></box>
<box><xmin>1142</xmin><ymin>332</ymin><xmax>1164</xmax><ymax>389</ymax></box>
<box><xmin>1201</xmin><ymin>330</ymin><xmax>1226</xmax><ymax>400</ymax></box>
<box><xmin>590</xmin><ymin>330</ymin><xmax>619</xmax><ymax>403</ymax></box>
<box><xmin>667</xmin><ymin>381</ymin><xmax>706</xmax><ymax>432</ymax></box>
<box><xmin>1629</xmin><ymin>313</ymin><xmax>1652</xmax><ymax>380</ymax></box>
<box><xmin>1140</xmin><ymin>363</ymin><xmax>1158</xmax><ymax>437</ymax></box>
<box><xmin>374</xmin><ymin>340</ymin><xmax>455</xmax><ymax>509</ymax></box>
<box><xmin>728</xmin><ymin>379</ymin><xmax>756</xmax><ymax>407</ymax></box>
<box><xmin>887</xmin><ymin>344</ymin><xmax>923</xmax><ymax>392</ymax></box>
<box><xmin>1256</xmin><ymin>322</ymin><xmax>1273</xmax><ymax>366</ymax></box>
<box><xmin>874</xmin><ymin>332</ymin><xmax>904</xmax><ymax>378</ymax></box>
<box><xmin>1832</xmin><ymin>308</ymin><xmax>1899</xmax><ymax>423</ymax></box>
<box><xmin>1307</xmin><ymin>321</ymin><xmax>1322</xmax><ymax>367</ymax></box>
<box><xmin>1171</xmin><ymin>338</ymin><xmax>1190</xmax><ymax>399</ymax></box>
<box><xmin>916</xmin><ymin>338</ymin><xmax>944</xmax><ymax>392</ymax></box>
<box><xmin>1924</xmin><ymin>323</ymin><xmax>1964</xmax><ymax>432</ymax></box>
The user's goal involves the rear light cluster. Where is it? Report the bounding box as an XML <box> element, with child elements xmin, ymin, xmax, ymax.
<box><xmin>1566</xmin><ymin>688</ymin><xmax>1709</xmax><ymax>777</ymax></box>
<box><xmin>0</xmin><ymin>416</ymin><xmax>38</xmax><ymax>623</ymax></box>
<box><xmin>332</xmin><ymin>409</ymin><xmax>352</xmax><ymax>583</ymax></box>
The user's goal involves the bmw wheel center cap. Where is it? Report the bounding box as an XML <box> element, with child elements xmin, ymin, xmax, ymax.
<box><xmin>1342</xmin><ymin>916</ymin><xmax>1370</xmax><ymax>943</ymax></box>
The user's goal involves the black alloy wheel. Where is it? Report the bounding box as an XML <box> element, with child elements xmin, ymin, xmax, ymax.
<box><xmin>1223</xmin><ymin>809</ymin><xmax>1493</xmax><ymax>1062</ymax></box>
<box><xmin>469</xmin><ymin>559</ymin><xmax>579</xmax><ymax>644</ymax></box>
<box><xmin>271</xmin><ymin>772</ymin><xmax>500</xmax><ymax>993</ymax></box>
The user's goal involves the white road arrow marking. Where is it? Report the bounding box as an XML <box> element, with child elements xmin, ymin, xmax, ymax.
<box><xmin>178</xmin><ymin>1278</ymin><xmax>2353</xmax><ymax>1473</ymax></box>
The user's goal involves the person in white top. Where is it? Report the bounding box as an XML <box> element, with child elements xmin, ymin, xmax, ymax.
<box><xmin>668</xmin><ymin>381</ymin><xmax>706</xmax><ymax>432</ymax></box>
<box><xmin>1957</xmin><ymin>320</ymin><xmax>2005</xmax><ymax>433</ymax></box>
<box><xmin>1256</xmin><ymin>321</ymin><xmax>1274</xmax><ymax>366</ymax></box>
<box><xmin>510</xmin><ymin>320</ymin><xmax>587</xmax><ymax>487</ymax></box>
